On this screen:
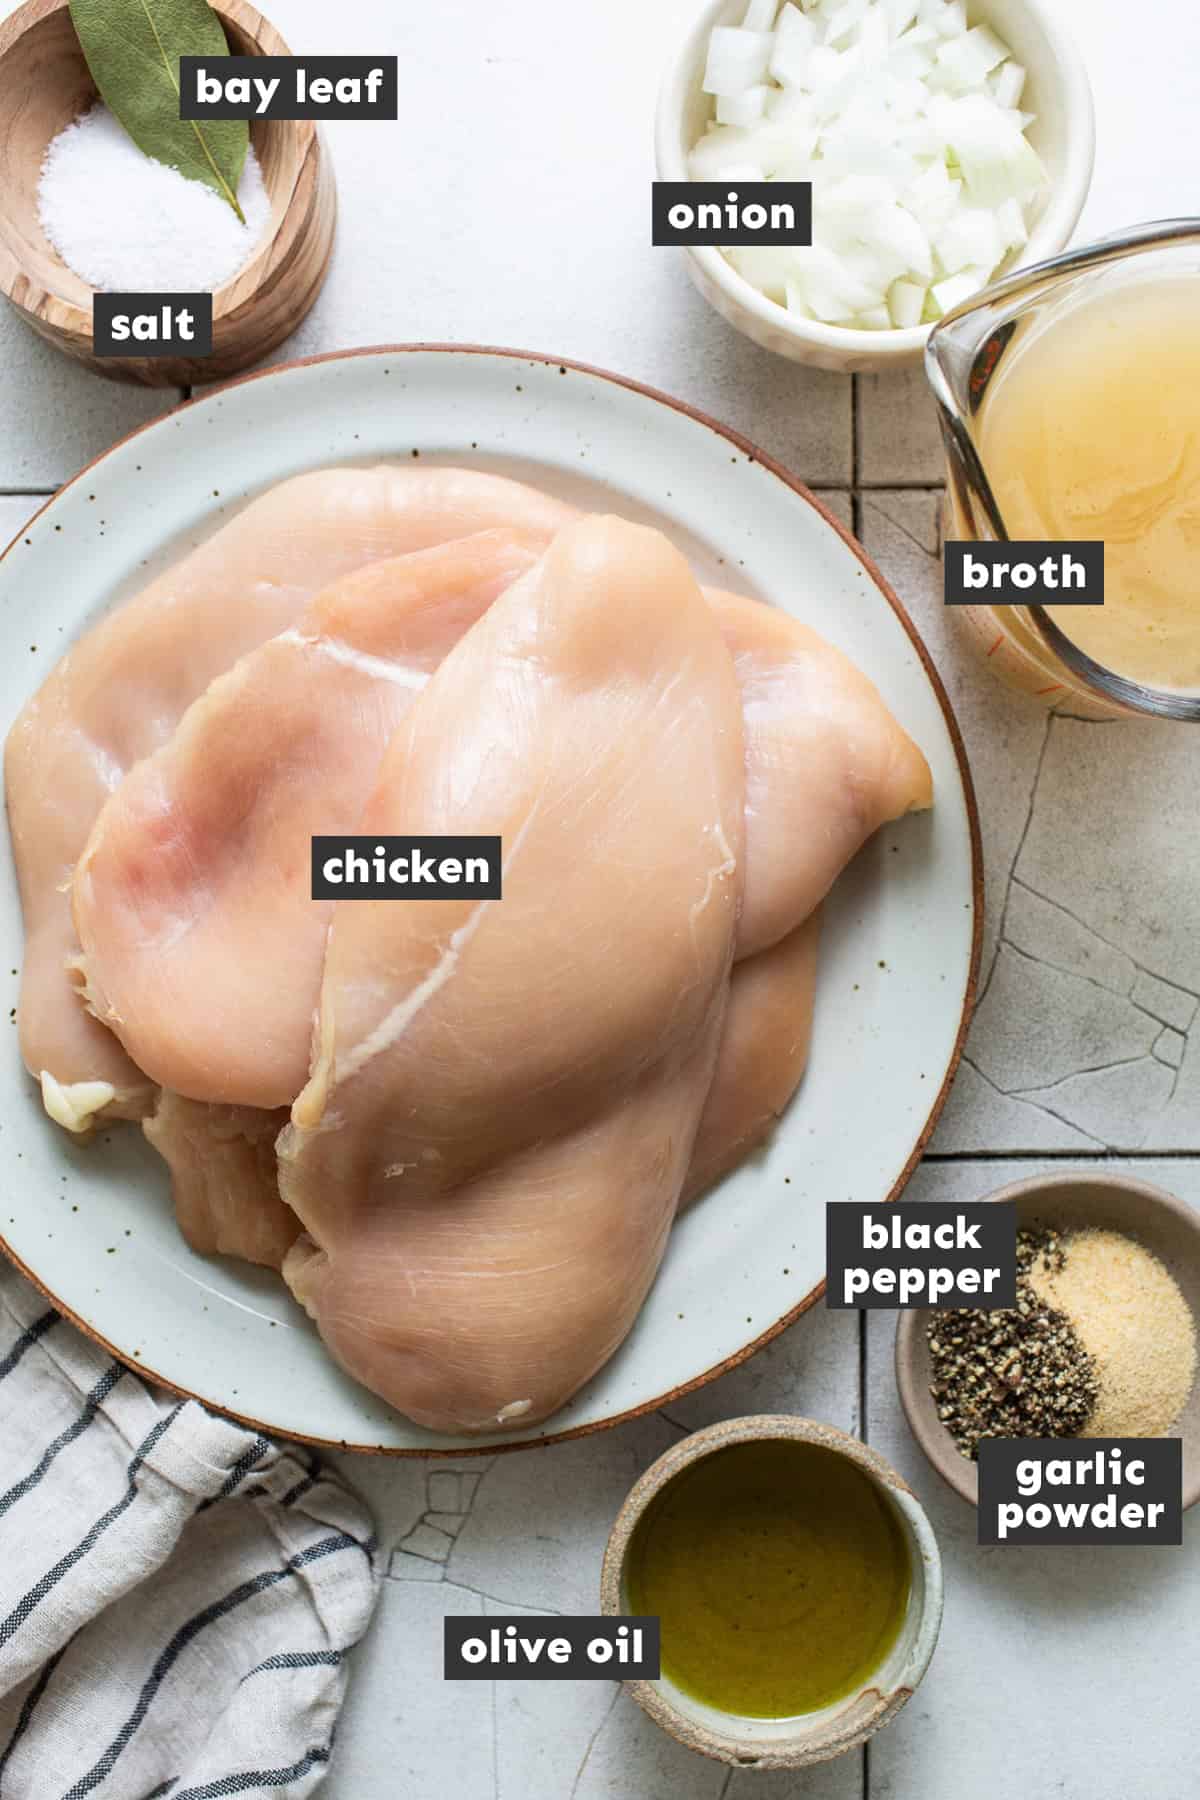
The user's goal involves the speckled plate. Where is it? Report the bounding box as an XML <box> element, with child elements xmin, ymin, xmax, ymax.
<box><xmin>0</xmin><ymin>345</ymin><xmax>980</xmax><ymax>1452</ymax></box>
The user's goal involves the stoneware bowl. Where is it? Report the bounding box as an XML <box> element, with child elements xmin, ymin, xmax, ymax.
<box><xmin>896</xmin><ymin>1172</ymin><xmax>1200</xmax><ymax>1507</ymax></box>
<box><xmin>0</xmin><ymin>0</ymin><xmax>336</xmax><ymax>385</ymax></box>
<box><xmin>655</xmin><ymin>0</ymin><xmax>1095</xmax><ymax>372</ymax></box>
<box><xmin>599</xmin><ymin>1415</ymin><xmax>943</xmax><ymax>1770</ymax></box>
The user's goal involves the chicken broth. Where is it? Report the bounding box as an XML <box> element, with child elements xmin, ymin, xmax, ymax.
<box><xmin>978</xmin><ymin>276</ymin><xmax>1200</xmax><ymax>693</ymax></box>
<box><xmin>626</xmin><ymin>1440</ymin><xmax>910</xmax><ymax>1718</ymax></box>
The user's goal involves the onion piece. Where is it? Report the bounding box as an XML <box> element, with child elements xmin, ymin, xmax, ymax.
<box><xmin>888</xmin><ymin>277</ymin><xmax>926</xmax><ymax>327</ymax></box>
<box><xmin>990</xmin><ymin>60</ymin><xmax>1026</xmax><ymax>108</ymax></box>
<box><xmin>703</xmin><ymin>28</ymin><xmax>774</xmax><ymax>96</ymax></box>
<box><xmin>931</xmin><ymin>265</ymin><xmax>991</xmax><ymax>314</ymax></box>
<box><xmin>717</xmin><ymin>85</ymin><xmax>770</xmax><ymax>126</ymax></box>
<box><xmin>689</xmin><ymin>0</ymin><xmax>1048</xmax><ymax>331</ymax></box>
<box><xmin>742</xmin><ymin>0</ymin><xmax>780</xmax><ymax>30</ymax></box>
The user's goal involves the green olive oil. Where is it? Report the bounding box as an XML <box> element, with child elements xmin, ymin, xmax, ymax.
<box><xmin>626</xmin><ymin>1440</ymin><xmax>910</xmax><ymax>1718</ymax></box>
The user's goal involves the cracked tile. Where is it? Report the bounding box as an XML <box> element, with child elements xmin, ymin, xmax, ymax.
<box><xmin>571</xmin><ymin>1691</ymin><xmax>727</xmax><ymax>1800</ymax></box>
<box><xmin>322</xmin><ymin>1581</ymin><xmax>494</xmax><ymax>1797</ymax></box>
<box><xmin>402</xmin><ymin>1522</ymin><xmax>456</xmax><ymax>1562</ymax></box>
<box><xmin>450</xmin><ymin>1416</ymin><xmax>677</xmax><ymax>1617</ymax></box>
<box><xmin>859</xmin><ymin>496</ymin><xmax>1200</xmax><ymax>1154</ymax></box>
<box><xmin>430</xmin><ymin>1510</ymin><xmax>470</xmax><ymax>1535</ymax></box>
<box><xmin>1017</xmin><ymin>719</ymin><xmax>1200</xmax><ymax>993</ymax></box>
<box><xmin>327</xmin><ymin>1453</ymin><xmax>428</xmax><ymax>1548</ymax></box>
<box><xmin>969</xmin><ymin>945</ymin><xmax>1160</xmax><ymax>1094</ymax></box>
<box><xmin>486</xmin><ymin>1597</ymin><xmax>617</xmax><ymax>1800</ymax></box>
<box><xmin>1133</xmin><ymin>970</ymin><xmax>1199</xmax><ymax>1033</ymax></box>
<box><xmin>930</xmin><ymin>1057</ymin><xmax>1100</xmax><ymax>1152</ymax></box>
<box><xmin>861</xmin><ymin>489</ymin><xmax>940</xmax><ymax>555</ymax></box>
<box><xmin>1015</xmin><ymin>1056</ymin><xmax>1175</xmax><ymax>1149</ymax></box>
<box><xmin>428</xmin><ymin>1469</ymin><xmax>463</xmax><ymax>1511</ymax></box>
<box><xmin>1005</xmin><ymin>880</ymin><xmax>1135</xmax><ymax>997</ymax></box>
<box><xmin>856</xmin><ymin>366</ymin><xmax>944</xmax><ymax>485</ymax></box>
<box><xmin>1158</xmin><ymin>1028</ymin><xmax>1200</xmax><ymax>1142</ymax></box>
<box><xmin>388</xmin><ymin>1548</ymin><xmax>446</xmax><ymax>1583</ymax></box>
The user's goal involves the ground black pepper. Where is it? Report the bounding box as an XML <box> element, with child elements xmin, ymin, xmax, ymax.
<box><xmin>926</xmin><ymin>1227</ymin><xmax>1100</xmax><ymax>1459</ymax></box>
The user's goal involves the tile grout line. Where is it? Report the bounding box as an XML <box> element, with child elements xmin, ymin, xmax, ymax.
<box><xmin>924</xmin><ymin>1148</ymin><xmax>1200</xmax><ymax>1162</ymax></box>
<box><xmin>850</xmin><ymin>375</ymin><xmax>862</xmax><ymax>538</ymax></box>
<box><xmin>860</xmin><ymin>1302</ymin><xmax>870</xmax><ymax>1800</ymax></box>
<box><xmin>857</xmin><ymin>479</ymin><xmax>946</xmax><ymax>491</ymax></box>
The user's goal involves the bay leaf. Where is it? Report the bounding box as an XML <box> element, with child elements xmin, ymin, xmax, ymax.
<box><xmin>69</xmin><ymin>0</ymin><xmax>249</xmax><ymax>220</ymax></box>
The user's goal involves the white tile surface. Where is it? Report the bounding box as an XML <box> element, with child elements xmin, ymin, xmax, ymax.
<box><xmin>0</xmin><ymin>313</ymin><xmax>172</xmax><ymax>490</ymax></box>
<box><xmin>866</xmin><ymin>1161</ymin><xmax>1200</xmax><ymax>1800</ymax></box>
<box><xmin>2</xmin><ymin>0</ymin><xmax>1195</xmax><ymax>1795</ymax></box>
<box><xmin>323</xmin><ymin>1306</ymin><xmax>860</xmax><ymax>1797</ymax></box>
<box><xmin>214</xmin><ymin>0</ymin><xmax>853</xmax><ymax>484</ymax></box>
<box><xmin>855</xmin><ymin>492</ymin><xmax>1200</xmax><ymax>1157</ymax></box>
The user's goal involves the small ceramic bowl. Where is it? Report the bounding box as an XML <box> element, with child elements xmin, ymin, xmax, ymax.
<box><xmin>655</xmin><ymin>0</ymin><xmax>1095</xmax><ymax>372</ymax></box>
<box><xmin>896</xmin><ymin>1172</ymin><xmax>1200</xmax><ymax>1507</ymax></box>
<box><xmin>0</xmin><ymin>0</ymin><xmax>336</xmax><ymax>385</ymax></box>
<box><xmin>599</xmin><ymin>1415</ymin><xmax>943</xmax><ymax>1770</ymax></box>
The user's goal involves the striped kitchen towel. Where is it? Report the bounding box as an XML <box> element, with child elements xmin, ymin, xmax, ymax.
<box><xmin>0</xmin><ymin>1260</ymin><xmax>380</xmax><ymax>1799</ymax></box>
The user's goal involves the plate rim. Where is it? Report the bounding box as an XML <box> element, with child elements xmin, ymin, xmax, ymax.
<box><xmin>0</xmin><ymin>340</ymin><xmax>984</xmax><ymax>1455</ymax></box>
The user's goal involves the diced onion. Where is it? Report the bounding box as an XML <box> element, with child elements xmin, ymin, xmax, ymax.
<box><xmin>742</xmin><ymin>0</ymin><xmax>781</xmax><ymax>31</ymax></box>
<box><xmin>690</xmin><ymin>0</ymin><xmax>1047</xmax><ymax>329</ymax></box>
<box><xmin>990</xmin><ymin>59</ymin><xmax>1025</xmax><ymax>108</ymax></box>
<box><xmin>702</xmin><ymin>27</ymin><xmax>774</xmax><ymax>96</ymax></box>
<box><xmin>717</xmin><ymin>85</ymin><xmax>770</xmax><ymax>126</ymax></box>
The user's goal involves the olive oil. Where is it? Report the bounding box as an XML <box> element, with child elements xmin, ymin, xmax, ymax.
<box><xmin>626</xmin><ymin>1439</ymin><xmax>910</xmax><ymax>1719</ymax></box>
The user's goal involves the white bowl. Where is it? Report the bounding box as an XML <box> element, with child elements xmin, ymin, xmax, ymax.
<box><xmin>655</xmin><ymin>0</ymin><xmax>1096</xmax><ymax>372</ymax></box>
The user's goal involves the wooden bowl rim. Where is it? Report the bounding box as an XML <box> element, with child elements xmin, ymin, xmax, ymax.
<box><xmin>0</xmin><ymin>0</ymin><xmax>318</xmax><ymax>331</ymax></box>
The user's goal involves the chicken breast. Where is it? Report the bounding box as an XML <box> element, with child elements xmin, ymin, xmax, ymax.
<box><xmin>6</xmin><ymin>466</ymin><xmax>576</xmax><ymax>1130</ymax></box>
<box><xmin>277</xmin><ymin>515</ymin><xmax>744</xmax><ymax>1432</ymax></box>
<box><xmin>72</xmin><ymin>530</ymin><xmax>543</xmax><ymax>1109</ymax></box>
<box><xmin>682</xmin><ymin>911</ymin><xmax>821</xmax><ymax>1208</ymax></box>
<box><xmin>144</xmin><ymin>1092</ymin><xmax>295</xmax><ymax>1269</ymax></box>
<box><xmin>706</xmin><ymin>589</ymin><xmax>932</xmax><ymax>958</ymax></box>
<box><xmin>138</xmin><ymin>583</ymin><xmax>928</xmax><ymax>1274</ymax></box>
<box><xmin>162</xmin><ymin>907</ymin><xmax>822</xmax><ymax>1274</ymax></box>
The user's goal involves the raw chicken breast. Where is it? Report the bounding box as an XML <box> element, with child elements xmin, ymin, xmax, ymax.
<box><xmin>72</xmin><ymin>530</ymin><xmax>542</xmax><ymax>1108</ymax></box>
<box><xmin>6</xmin><ymin>465</ymin><xmax>576</xmax><ymax>1129</ymax></box>
<box><xmin>683</xmin><ymin>911</ymin><xmax>821</xmax><ymax>1207</ymax></box>
<box><xmin>706</xmin><ymin>589</ymin><xmax>932</xmax><ymax>959</ymax></box>
<box><xmin>278</xmin><ymin>515</ymin><xmax>744</xmax><ymax>1432</ymax></box>
<box><xmin>138</xmin><ymin>580</ymin><xmax>926</xmax><ymax>1269</ymax></box>
<box><xmin>144</xmin><ymin>1092</ymin><xmax>295</xmax><ymax>1269</ymax></box>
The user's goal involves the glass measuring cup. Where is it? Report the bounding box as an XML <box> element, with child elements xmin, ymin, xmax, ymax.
<box><xmin>926</xmin><ymin>219</ymin><xmax>1200</xmax><ymax>720</ymax></box>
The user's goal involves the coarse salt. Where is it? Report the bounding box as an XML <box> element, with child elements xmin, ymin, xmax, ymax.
<box><xmin>38</xmin><ymin>103</ymin><xmax>271</xmax><ymax>294</ymax></box>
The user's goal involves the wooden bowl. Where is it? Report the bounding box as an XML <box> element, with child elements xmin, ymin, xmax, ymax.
<box><xmin>0</xmin><ymin>0</ymin><xmax>336</xmax><ymax>385</ymax></box>
<box><xmin>895</xmin><ymin>1172</ymin><xmax>1200</xmax><ymax>1508</ymax></box>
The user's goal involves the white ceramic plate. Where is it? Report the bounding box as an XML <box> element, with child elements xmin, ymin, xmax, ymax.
<box><xmin>0</xmin><ymin>346</ymin><xmax>979</xmax><ymax>1452</ymax></box>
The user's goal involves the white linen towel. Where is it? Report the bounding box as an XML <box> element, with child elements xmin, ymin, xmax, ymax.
<box><xmin>0</xmin><ymin>1260</ymin><xmax>380</xmax><ymax>1799</ymax></box>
